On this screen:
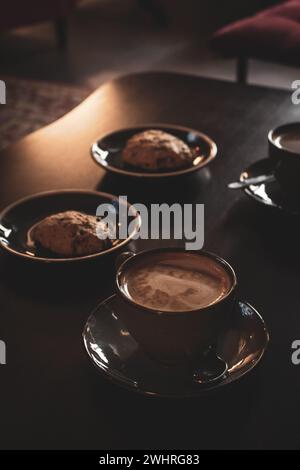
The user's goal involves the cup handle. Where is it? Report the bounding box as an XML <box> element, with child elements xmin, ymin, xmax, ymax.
<box><xmin>115</xmin><ymin>251</ymin><xmax>136</xmax><ymax>271</ymax></box>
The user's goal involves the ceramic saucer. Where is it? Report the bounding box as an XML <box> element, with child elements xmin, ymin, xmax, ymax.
<box><xmin>83</xmin><ymin>295</ymin><xmax>269</xmax><ymax>398</ymax></box>
<box><xmin>240</xmin><ymin>159</ymin><xmax>300</xmax><ymax>216</ymax></box>
<box><xmin>91</xmin><ymin>124</ymin><xmax>217</xmax><ymax>178</ymax></box>
<box><xmin>0</xmin><ymin>190</ymin><xmax>141</xmax><ymax>264</ymax></box>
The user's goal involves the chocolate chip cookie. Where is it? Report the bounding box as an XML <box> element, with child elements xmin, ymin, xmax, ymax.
<box><xmin>30</xmin><ymin>210</ymin><xmax>111</xmax><ymax>257</ymax></box>
<box><xmin>122</xmin><ymin>129</ymin><xmax>193</xmax><ymax>170</ymax></box>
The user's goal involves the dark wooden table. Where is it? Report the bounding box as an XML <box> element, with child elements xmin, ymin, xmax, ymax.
<box><xmin>1</xmin><ymin>72</ymin><xmax>300</xmax><ymax>450</ymax></box>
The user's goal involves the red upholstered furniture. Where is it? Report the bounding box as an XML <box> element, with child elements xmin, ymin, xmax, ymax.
<box><xmin>0</xmin><ymin>0</ymin><xmax>77</xmax><ymax>48</ymax></box>
<box><xmin>210</xmin><ymin>0</ymin><xmax>300</xmax><ymax>83</ymax></box>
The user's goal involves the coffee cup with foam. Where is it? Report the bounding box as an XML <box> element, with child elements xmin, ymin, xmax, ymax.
<box><xmin>115</xmin><ymin>247</ymin><xmax>237</xmax><ymax>365</ymax></box>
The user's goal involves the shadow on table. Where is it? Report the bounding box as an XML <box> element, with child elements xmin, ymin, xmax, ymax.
<box><xmin>220</xmin><ymin>197</ymin><xmax>300</xmax><ymax>270</ymax></box>
<box><xmin>85</xmin><ymin>356</ymin><xmax>263</xmax><ymax>449</ymax></box>
<box><xmin>0</xmin><ymin>249</ymin><xmax>118</xmax><ymax>301</ymax></box>
<box><xmin>96</xmin><ymin>168</ymin><xmax>212</xmax><ymax>205</ymax></box>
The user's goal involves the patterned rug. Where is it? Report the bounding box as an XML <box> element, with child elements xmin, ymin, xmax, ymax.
<box><xmin>0</xmin><ymin>77</ymin><xmax>90</xmax><ymax>151</ymax></box>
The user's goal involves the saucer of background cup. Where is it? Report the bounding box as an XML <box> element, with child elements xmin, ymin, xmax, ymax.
<box><xmin>91</xmin><ymin>123</ymin><xmax>217</xmax><ymax>178</ymax></box>
<box><xmin>83</xmin><ymin>295</ymin><xmax>269</xmax><ymax>398</ymax></box>
<box><xmin>239</xmin><ymin>158</ymin><xmax>300</xmax><ymax>216</ymax></box>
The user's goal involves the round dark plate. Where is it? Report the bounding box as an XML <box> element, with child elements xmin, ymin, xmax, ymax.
<box><xmin>83</xmin><ymin>295</ymin><xmax>269</xmax><ymax>398</ymax></box>
<box><xmin>91</xmin><ymin>124</ymin><xmax>217</xmax><ymax>178</ymax></box>
<box><xmin>0</xmin><ymin>190</ymin><xmax>141</xmax><ymax>263</ymax></box>
<box><xmin>240</xmin><ymin>159</ymin><xmax>300</xmax><ymax>216</ymax></box>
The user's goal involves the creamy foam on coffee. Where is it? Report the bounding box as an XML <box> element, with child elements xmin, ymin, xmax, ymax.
<box><xmin>278</xmin><ymin>132</ymin><xmax>300</xmax><ymax>153</ymax></box>
<box><xmin>120</xmin><ymin>252</ymin><xmax>232</xmax><ymax>312</ymax></box>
